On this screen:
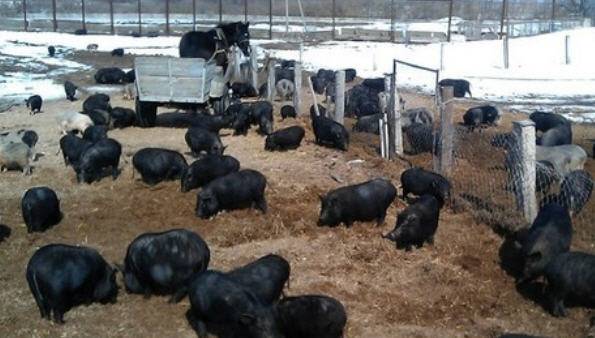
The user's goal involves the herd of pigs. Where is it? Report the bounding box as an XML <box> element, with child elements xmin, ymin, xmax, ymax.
<box><xmin>0</xmin><ymin>37</ymin><xmax>593</xmax><ymax>338</ymax></box>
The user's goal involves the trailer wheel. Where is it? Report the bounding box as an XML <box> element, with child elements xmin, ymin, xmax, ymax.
<box><xmin>212</xmin><ymin>91</ymin><xmax>230</xmax><ymax>115</ymax></box>
<box><xmin>135</xmin><ymin>97</ymin><xmax>157</xmax><ymax>128</ymax></box>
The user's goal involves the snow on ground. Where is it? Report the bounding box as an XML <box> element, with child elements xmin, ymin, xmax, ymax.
<box><xmin>1</xmin><ymin>28</ymin><xmax>594</xmax><ymax>121</ymax></box>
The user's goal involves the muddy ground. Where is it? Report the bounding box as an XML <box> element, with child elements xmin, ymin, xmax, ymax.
<box><xmin>0</xmin><ymin>50</ymin><xmax>594</xmax><ymax>338</ymax></box>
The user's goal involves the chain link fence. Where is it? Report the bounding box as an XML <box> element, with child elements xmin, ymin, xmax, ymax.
<box><xmin>0</xmin><ymin>0</ymin><xmax>589</xmax><ymax>42</ymax></box>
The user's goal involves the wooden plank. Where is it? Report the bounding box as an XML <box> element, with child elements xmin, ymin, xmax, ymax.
<box><xmin>438</xmin><ymin>86</ymin><xmax>454</xmax><ymax>177</ymax></box>
<box><xmin>334</xmin><ymin>70</ymin><xmax>345</xmax><ymax>125</ymax></box>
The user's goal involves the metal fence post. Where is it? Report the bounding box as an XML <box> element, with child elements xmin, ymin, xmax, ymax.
<box><xmin>22</xmin><ymin>0</ymin><xmax>28</xmax><ymax>31</ymax></box>
<box><xmin>81</xmin><ymin>0</ymin><xmax>86</xmax><ymax>31</ymax></box>
<box><xmin>267</xmin><ymin>59</ymin><xmax>276</xmax><ymax>101</ymax></box>
<box><xmin>447</xmin><ymin>0</ymin><xmax>453</xmax><ymax>42</ymax></box>
<box><xmin>332</xmin><ymin>0</ymin><xmax>336</xmax><ymax>40</ymax></box>
<box><xmin>109</xmin><ymin>0</ymin><xmax>114</xmax><ymax>34</ymax></box>
<box><xmin>438</xmin><ymin>86</ymin><xmax>454</xmax><ymax>177</ymax></box>
<box><xmin>165</xmin><ymin>0</ymin><xmax>170</xmax><ymax>35</ymax></box>
<box><xmin>390</xmin><ymin>0</ymin><xmax>395</xmax><ymax>42</ymax></box>
<box><xmin>499</xmin><ymin>0</ymin><xmax>507</xmax><ymax>39</ymax></box>
<box><xmin>565</xmin><ymin>34</ymin><xmax>570</xmax><ymax>65</ymax></box>
<box><xmin>219</xmin><ymin>0</ymin><xmax>223</xmax><ymax>24</ymax></box>
<box><xmin>550</xmin><ymin>0</ymin><xmax>556</xmax><ymax>32</ymax></box>
<box><xmin>269</xmin><ymin>0</ymin><xmax>273</xmax><ymax>39</ymax></box>
<box><xmin>52</xmin><ymin>0</ymin><xmax>57</xmax><ymax>32</ymax></box>
<box><xmin>513</xmin><ymin>120</ymin><xmax>537</xmax><ymax>223</ymax></box>
<box><xmin>293</xmin><ymin>62</ymin><xmax>302</xmax><ymax>116</ymax></box>
<box><xmin>244</xmin><ymin>0</ymin><xmax>248</xmax><ymax>23</ymax></box>
<box><xmin>503</xmin><ymin>33</ymin><xmax>509</xmax><ymax>69</ymax></box>
<box><xmin>192</xmin><ymin>0</ymin><xmax>196</xmax><ymax>31</ymax></box>
<box><xmin>138</xmin><ymin>0</ymin><xmax>142</xmax><ymax>36</ymax></box>
<box><xmin>334</xmin><ymin>70</ymin><xmax>345</xmax><ymax>125</ymax></box>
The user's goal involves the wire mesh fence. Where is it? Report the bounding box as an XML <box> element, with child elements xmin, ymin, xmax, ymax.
<box><xmin>0</xmin><ymin>0</ymin><xmax>589</xmax><ymax>42</ymax></box>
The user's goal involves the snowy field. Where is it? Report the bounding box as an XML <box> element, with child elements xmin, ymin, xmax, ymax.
<box><xmin>1</xmin><ymin>27</ymin><xmax>594</xmax><ymax>121</ymax></box>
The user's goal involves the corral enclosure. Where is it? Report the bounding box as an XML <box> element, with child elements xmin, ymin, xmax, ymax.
<box><xmin>0</xmin><ymin>1</ymin><xmax>594</xmax><ymax>337</ymax></box>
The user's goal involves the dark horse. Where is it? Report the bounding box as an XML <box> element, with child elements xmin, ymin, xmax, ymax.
<box><xmin>179</xmin><ymin>22</ymin><xmax>250</xmax><ymax>66</ymax></box>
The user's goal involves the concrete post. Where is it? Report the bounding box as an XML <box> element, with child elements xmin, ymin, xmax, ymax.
<box><xmin>293</xmin><ymin>62</ymin><xmax>302</xmax><ymax>116</ymax></box>
<box><xmin>513</xmin><ymin>120</ymin><xmax>538</xmax><ymax>223</ymax></box>
<box><xmin>250</xmin><ymin>49</ymin><xmax>258</xmax><ymax>93</ymax></box>
<box><xmin>438</xmin><ymin>86</ymin><xmax>454</xmax><ymax>177</ymax></box>
<box><xmin>391</xmin><ymin>71</ymin><xmax>403</xmax><ymax>156</ymax></box>
<box><xmin>503</xmin><ymin>33</ymin><xmax>510</xmax><ymax>69</ymax></box>
<box><xmin>267</xmin><ymin>59</ymin><xmax>276</xmax><ymax>101</ymax></box>
<box><xmin>334</xmin><ymin>70</ymin><xmax>345</xmax><ymax>125</ymax></box>
<box><xmin>565</xmin><ymin>34</ymin><xmax>570</xmax><ymax>65</ymax></box>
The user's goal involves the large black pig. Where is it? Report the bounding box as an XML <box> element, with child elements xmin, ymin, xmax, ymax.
<box><xmin>265</xmin><ymin>126</ymin><xmax>305</xmax><ymax>151</ymax></box>
<box><xmin>21</xmin><ymin>187</ymin><xmax>62</xmax><ymax>233</ymax></box>
<box><xmin>26</xmin><ymin>244</ymin><xmax>118</xmax><ymax>323</ymax></box>
<box><xmin>318</xmin><ymin>178</ymin><xmax>396</xmax><ymax>227</ymax></box>
<box><xmin>196</xmin><ymin>169</ymin><xmax>267</xmax><ymax>219</ymax></box>
<box><xmin>310</xmin><ymin>110</ymin><xmax>349</xmax><ymax>151</ymax></box>
<box><xmin>132</xmin><ymin>148</ymin><xmax>188</xmax><ymax>185</ymax></box>
<box><xmin>119</xmin><ymin>229</ymin><xmax>210</xmax><ymax>302</ymax></box>
<box><xmin>276</xmin><ymin>295</ymin><xmax>347</xmax><ymax>338</ymax></box>
<box><xmin>181</xmin><ymin>155</ymin><xmax>240</xmax><ymax>192</ymax></box>
<box><xmin>400</xmin><ymin>167</ymin><xmax>451</xmax><ymax>207</ymax></box>
<box><xmin>228</xmin><ymin>254</ymin><xmax>290</xmax><ymax>305</ymax></box>
<box><xmin>383</xmin><ymin>194</ymin><xmax>441</xmax><ymax>251</ymax></box>
<box><xmin>76</xmin><ymin>138</ymin><xmax>121</xmax><ymax>183</ymax></box>
<box><xmin>59</xmin><ymin>133</ymin><xmax>93</xmax><ymax>167</ymax></box>
<box><xmin>185</xmin><ymin>127</ymin><xmax>225</xmax><ymax>157</ymax></box>
<box><xmin>186</xmin><ymin>270</ymin><xmax>282</xmax><ymax>338</ymax></box>
<box><xmin>252</xmin><ymin>101</ymin><xmax>274</xmax><ymax>135</ymax></box>
<box><xmin>518</xmin><ymin>203</ymin><xmax>572</xmax><ymax>283</ymax></box>
<box><xmin>544</xmin><ymin>251</ymin><xmax>595</xmax><ymax>317</ymax></box>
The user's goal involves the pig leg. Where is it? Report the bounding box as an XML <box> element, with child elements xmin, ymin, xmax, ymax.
<box><xmin>548</xmin><ymin>286</ymin><xmax>568</xmax><ymax>317</ymax></box>
<box><xmin>186</xmin><ymin>310</ymin><xmax>208</xmax><ymax>338</ymax></box>
<box><xmin>111</xmin><ymin>167</ymin><xmax>119</xmax><ymax>180</ymax></box>
<box><xmin>376</xmin><ymin>212</ymin><xmax>387</xmax><ymax>226</ymax></box>
<box><xmin>52</xmin><ymin>307</ymin><xmax>65</xmax><ymax>324</ymax></box>
<box><xmin>427</xmin><ymin>236</ymin><xmax>435</xmax><ymax>245</ymax></box>
<box><xmin>255</xmin><ymin>197</ymin><xmax>268</xmax><ymax>213</ymax></box>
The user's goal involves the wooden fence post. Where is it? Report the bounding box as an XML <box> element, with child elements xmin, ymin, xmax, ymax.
<box><xmin>565</xmin><ymin>34</ymin><xmax>570</xmax><ymax>65</ymax></box>
<box><xmin>52</xmin><ymin>0</ymin><xmax>57</xmax><ymax>32</ymax></box>
<box><xmin>390</xmin><ymin>0</ymin><xmax>395</xmax><ymax>42</ymax></box>
<box><xmin>438</xmin><ymin>86</ymin><xmax>454</xmax><ymax>177</ymax></box>
<box><xmin>81</xmin><ymin>0</ymin><xmax>86</xmax><ymax>32</ymax></box>
<box><xmin>293</xmin><ymin>62</ymin><xmax>302</xmax><ymax>116</ymax></box>
<box><xmin>109</xmin><ymin>0</ymin><xmax>114</xmax><ymax>35</ymax></box>
<box><xmin>22</xmin><ymin>0</ymin><xmax>28</xmax><ymax>31</ymax></box>
<box><xmin>233</xmin><ymin>47</ymin><xmax>242</xmax><ymax>83</ymax></box>
<box><xmin>267</xmin><ymin>59</ymin><xmax>276</xmax><ymax>101</ymax></box>
<box><xmin>334</xmin><ymin>70</ymin><xmax>345</xmax><ymax>125</ymax></box>
<box><xmin>513</xmin><ymin>120</ymin><xmax>537</xmax><ymax>223</ymax></box>
<box><xmin>503</xmin><ymin>33</ymin><xmax>509</xmax><ymax>69</ymax></box>
<box><xmin>382</xmin><ymin>114</ymin><xmax>390</xmax><ymax>158</ymax></box>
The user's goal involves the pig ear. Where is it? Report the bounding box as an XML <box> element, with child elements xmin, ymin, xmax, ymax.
<box><xmin>239</xmin><ymin>313</ymin><xmax>256</xmax><ymax>326</ymax></box>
